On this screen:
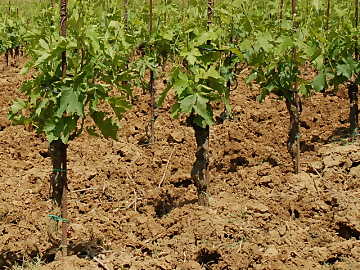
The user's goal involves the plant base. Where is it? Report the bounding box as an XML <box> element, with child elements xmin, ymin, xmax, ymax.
<box><xmin>190</xmin><ymin>116</ymin><xmax>210</xmax><ymax>207</ymax></box>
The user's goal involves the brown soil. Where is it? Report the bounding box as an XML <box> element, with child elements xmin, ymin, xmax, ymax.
<box><xmin>0</xmin><ymin>58</ymin><xmax>359</xmax><ymax>270</ymax></box>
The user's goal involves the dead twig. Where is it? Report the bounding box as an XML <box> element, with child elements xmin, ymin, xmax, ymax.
<box><xmin>125</xmin><ymin>168</ymin><xmax>135</xmax><ymax>185</ymax></box>
<box><xmin>158</xmin><ymin>146</ymin><xmax>176</xmax><ymax>187</ymax></box>
<box><xmin>70</xmin><ymin>187</ymin><xmax>97</xmax><ymax>193</ymax></box>
<box><xmin>125</xmin><ymin>169</ymin><xmax>144</xmax><ymax>211</ymax></box>
<box><xmin>311</xmin><ymin>167</ymin><xmax>323</xmax><ymax>197</ymax></box>
<box><xmin>93</xmin><ymin>256</ymin><xmax>111</xmax><ymax>270</ymax></box>
<box><xmin>311</xmin><ymin>177</ymin><xmax>320</xmax><ymax>197</ymax></box>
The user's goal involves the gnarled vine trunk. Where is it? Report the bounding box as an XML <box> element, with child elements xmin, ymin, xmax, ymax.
<box><xmin>279</xmin><ymin>0</ymin><xmax>284</xmax><ymax>20</ymax></box>
<box><xmin>207</xmin><ymin>0</ymin><xmax>213</xmax><ymax>29</ymax></box>
<box><xmin>190</xmin><ymin>116</ymin><xmax>210</xmax><ymax>207</ymax></box>
<box><xmin>350</xmin><ymin>0</ymin><xmax>359</xmax><ymax>135</ymax></box>
<box><xmin>4</xmin><ymin>51</ymin><xmax>9</xmax><ymax>66</ymax></box>
<box><xmin>124</xmin><ymin>0</ymin><xmax>128</xmax><ymax>30</ymax></box>
<box><xmin>348</xmin><ymin>82</ymin><xmax>359</xmax><ymax>135</ymax></box>
<box><xmin>49</xmin><ymin>140</ymin><xmax>68</xmax><ymax>256</ymax></box>
<box><xmin>148</xmin><ymin>0</ymin><xmax>156</xmax><ymax>144</ymax></box>
<box><xmin>285</xmin><ymin>93</ymin><xmax>302</xmax><ymax>174</ymax></box>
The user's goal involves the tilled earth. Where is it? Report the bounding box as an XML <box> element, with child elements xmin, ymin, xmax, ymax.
<box><xmin>0</xmin><ymin>58</ymin><xmax>359</xmax><ymax>270</ymax></box>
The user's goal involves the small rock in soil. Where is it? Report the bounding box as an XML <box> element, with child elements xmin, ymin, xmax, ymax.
<box><xmin>247</xmin><ymin>201</ymin><xmax>269</xmax><ymax>213</ymax></box>
<box><xmin>168</xmin><ymin>130</ymin><xmax>185</xmax><ymax>143</ymax></box>
<box><xmin>351</xmin><ymin>246</ymin><xmax>360</xmax><ymax>258</ymax></box>
<box><xmin>264</xmin><ymin>245</ymin><xmax>279</xmax><ymax>257</ymax></box>
<box><xmin>323</xmin><ymin>154</ymin><xmax>343</xmax><ymax>168</ymax></box>
<box><xmin>176</xmin><ymin>261</ymin><xmax>202</xmax><ymax>270</ymax></box>
<box><xmin>350</xmin><ymin>166</ymin><xmax>360</xmax><ymax>177</ymax></box>
<box><xmin>309</xmin><ymin>160</ymin><xmax>324</xmax><ymax>172</ymax></box>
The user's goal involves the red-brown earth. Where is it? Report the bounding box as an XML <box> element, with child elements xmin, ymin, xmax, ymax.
<box><xmin>0</xmin><ymin>57</ymin><xmax>359</xmax><ymax>270</ymax></box>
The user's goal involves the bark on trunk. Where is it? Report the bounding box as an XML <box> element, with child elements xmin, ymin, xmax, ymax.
<box><xmin>348</xmin><ymin>82</ymin><xmax>359</xmax><ymax>135</ymax></box>
<box><xmin>124</xmin><ymin>0</ymin><xmax>128</xmax><ymax>30</ymax></box>
<box><xmin>286</xmin><ymin>94</ymin><xmax>302</xmax><ymax>174</ymax></box>
<box><xmin>279</xmin><ymin>0</ymin><xmax>284</xmax><ymax>20</ymax></box>
<box><xmin>325</xmin><ymin>0</ymin><xmax>331</xmax><ymax>31</ymax></box>
<box><xmin>49</xmin><ymin>140</ymin><xmax>68</xmax><ymax>256</ymax></box>
<box><xmin>149</xmin><ymin>69</ymin><xmax>155</xmax><ymax>144</ymax></box>
<box><xmin>148</xmin><ymin>0</ymin><xmax>156</xmax><ymax>144</ymax></box>
<box><xmin>4</xmin><ymin>51</ymin><xmax>9</xmax><ymax>66</ymax></box>
<box><xmin>60</xmin><ymin>0</ymin><xmax>67</xmax><ymax>79</ymax></box>
<box><xmin>190</xmin><ymin>117</ymin><xmax>210</xmax><ymax>207</ymax></box>
<box><xmin>207</xmin><ymin>0</ymin><xmax>213</xmax><ymax>29</ymax></box>
<box><xmin>350</xmin><ymin>0</ymin><xmax>359</xmax><ymax>135</ymax></box>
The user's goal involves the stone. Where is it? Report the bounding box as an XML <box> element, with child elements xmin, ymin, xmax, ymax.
<box><xmin>168</xmin><ymin>130</ymin><xmax>185</xmax><ymax>143</ymax></box>
<box><xmin>247</xmin><ymin>201</ymin><xmax>269</xmax><ymax>213</ymax></box>
<box><xmin>350</xmin><ymin>166</ymin><xmax>360</xmax><ymax>178</ymax></box>
<box><xmin>351</xmin><ymin>246</ymin><xmax>360</xmax><ymax>258</ymax></box>
<box><xmin>176</xmin><ymin>261</ymin><xmax>202</xmax><ymax>270</ymax></box>
<box><xmin>309</xmin><ymin>161</ymin><xmax>324</xmax><ymax>172</ymax></box>
<box><xmin>264</xmin><ymin>246</ymin><xmax>279</xmax><ymax>257</ymax></box>
<box><xmin>323</xmin><ymin>155</ymin><xmax>343</xmax><ymax>168</ymax></box>
<box><xmin>296</xmin><ymin>172</ymin><xmax>316</xmax><ymax>192</ymax></box>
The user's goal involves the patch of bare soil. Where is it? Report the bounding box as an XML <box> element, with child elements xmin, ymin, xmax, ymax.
<box><xmin>0</xmin><ymin>58</ymin><xmax>359</xmax><ymax>270</ymax></box>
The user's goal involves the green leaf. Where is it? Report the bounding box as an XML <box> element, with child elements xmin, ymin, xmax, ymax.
<box><xmin>43</xmin><ymin>119</ymin><xmax>57</xmax><ymax>143</ymax></box>
<box><xmin>20</xmin><ymin>62</ymin><xmax>32</xmax><ymax>75</ymax></box>
<box><xmin>108</xmin><ymin>97</ymin><xmax>131</xmax><ymax>120</ymax></box>
<box><xmin>10</xmin><ymin>99</ymin><xmax>26</xmax><ymax>114</ymax></box>
<box><xmin>170</xmin><ymin>103</ymin><xmax>181</xmax><ymax>118</ymax></box>
<box><xmin>33</xmin><ymin>51</ymin><xmax>50</xmax><ymax>67</ymax></box>
<box><xmin>193</xmin><ymin>94</ymin><xmax>213</xmax><ymax>126</ymax></box>
<box><xmin>336</xmin><ymin>58</ymin><xmax>358</xmax><ymax>79</ymax></box>
<box><xmin>229</xmin><ymin>48</ymin><xmax>243</xmax><ymax>57</ymax></box>
<box><xmin>161</xmin><ymin>30</ymin><xmax>174</xmax><ymax>41</ymax></box>
<box><xmin>246</xmin><ymin>72</ymin><xmax>258</xmax><ymax>84</ymax></box>
<box><xmin>38</xmin><ymin>39</ymin><xmax>49</xmax><ymax>51</ymax></box>
<box><xmin>86</xmin><ymin>126</ymin><xmax>100</xmax><ymax>137</ymax></box>
<box><xmin>91</xmin><ymin>111</ymin><xmax>119</xmax><ymax>140</ymax></box>
<box><xmin>173</xmin><ymin>71</ymin><xmax>189</xmax><ymax>96</ymax></box>
<box><xmin>180</xmin><ymin>94</ymin><xmax>196</xmax><ymax>113</ymax></box>
<box><xmin>56</xmin><ymin>87</ymin><xmax>83</xmax><ymax>117</ymax></box>
<box><xmin>312</xmin><ymin>72</ymin><xmax>326</xmax><ymax>92</ymax></box>
<box><xmin>181</xmin><ymin>48</ymin><xmax>201</xmax><ymax>65</ymax></box>
<box><xmin>255</xmin><ymin>32</ymin><xmax>273</xmax><ymax>52</ymax></box>
<box><xmin>58</xmin><ymin>117</ymin><xmax>77</xmax><ymax>143</ymax></box>
<box><xmin>157</xmin><ymin>83</ymin><xmax>172</xmax><ymax>107</ymax></box>
<box><xmin>203</xmin><ymin>66</ymin><xmax>220</xmax><ymax>79</ymax></box>
<box><xmin>35</xmin><ymin>99</ymin><xmax>49</xmax><ymax>116</ymax></box>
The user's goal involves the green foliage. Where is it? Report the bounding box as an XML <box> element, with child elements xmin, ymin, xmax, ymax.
<box><xmin>0</xmin><ymin>12</ymin><xmax>25</xmax><ymax>54</ymax></box>
<box><xmin>243</xmin><ymin>15</ymin><xmax>315</xmax><ymax>101</ymax></box>
<box><xmin>8</xmin><ymin>1</ymin><xmax>132</xmax><ymax>143</ymax></box>
<box><xmin>5</xmin><ymin>0</ymin><xmax>360</xmax><ymax>138</ymax></box>
<box><xmin>159</xmin><ymin>29</ymin><xmax>234</xmax><ymax>128</ymax></box>
<box><xmin>310</xmin><ymin>27</ymin><xmax>359</xmax><ymax>92</ymax></box>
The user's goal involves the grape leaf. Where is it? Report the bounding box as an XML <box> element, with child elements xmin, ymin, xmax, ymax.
<box><xmin>91</xmin><ymin>111</ymin><xmax>119</xmax><ymax>140</ymax></box>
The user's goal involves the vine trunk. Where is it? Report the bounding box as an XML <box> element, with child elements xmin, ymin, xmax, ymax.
<box><xmin>190</xmin><ymin>117</ymin><xmax>210</xmax><ymax>207</ymax></box>
<box><xmin>49</xmin><ymin>140</ymin><xmax>69</xmax><ymax>257</ymax></box>
<box><xmin>285</xmin><ymin>94</ymin><xmax>301</xmax><ymax>174</ymax></box>
<box><xmin>348</xmin><ymin>82</ymin><xmax>359</xmax><ymax>135</ymax></box>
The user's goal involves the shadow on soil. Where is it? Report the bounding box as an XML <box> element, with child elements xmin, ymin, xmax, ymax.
<box><xmin>335</xmin><ymin>222</ymin><xmax>360</xmax><ymax>240</ymax></box>
<box><xmin>325</xmin><ymin>127</ymin><xmax>358</xmax><ymax>144</ymax></box>
<box><xmin>0</xmin><ymin>238</ymin><xmax>107</xmax><ymax>269</ymax></box>
<box><xmin>196</xmin><ymin>248</ymin><xmax>222</xmax><ymax>270</ymax></box>
<box><xmin>153</xmin><ymin>190</ymin><xmax>197</xmax><ymax>218</ymax></box>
